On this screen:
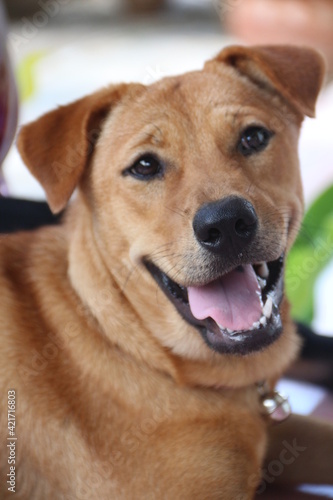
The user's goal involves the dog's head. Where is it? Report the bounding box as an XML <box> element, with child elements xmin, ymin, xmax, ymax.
<box><xmin>18</xmin><ymin>46</ymin><xmax>325</xmax><ymax>383</ymax></box>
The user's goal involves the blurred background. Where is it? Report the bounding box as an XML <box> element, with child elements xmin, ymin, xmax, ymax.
<box><xmin>1</xmin><ymin>1</ymin><xmax>333</xmax><ymax>497</ymax></box>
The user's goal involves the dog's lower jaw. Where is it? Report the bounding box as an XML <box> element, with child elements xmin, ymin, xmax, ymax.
<box><xmin>157</xmin><ymin>297</ymin><xmax>301</xmax><ymax>390</ymax></box>
<box><xmin>202</xmin><ymin>314</ymin><xmax>282</xmax><ymax>356</ymax></box>
<box><xmin>145</xmin><ymin>256</ymin><xmax>285</xmax><ymax>356</ymax></box>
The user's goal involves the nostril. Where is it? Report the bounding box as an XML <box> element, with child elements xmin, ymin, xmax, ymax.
<box><xmin>235</xmin><ymin>218</ymin><xmax>247</xmax><ymax>235</ymax></box>
<box><xmin>235</xmin><ymin>218</ymin><xmax>256</xmax><ymax>237</ymax></box>
<box><xmin>204</xmin><ymin>228</ymin><xmax>221</xmax><ymax>244</ymax></box>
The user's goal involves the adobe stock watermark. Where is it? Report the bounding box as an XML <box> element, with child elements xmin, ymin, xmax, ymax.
<box><xmin>287</xmin><ymin>232</ymin><xmax>333</xmax><ymax>293</ymax></box>
<box><xmin>143</xmin><ymin>65</ymin><xmax>169</xmax><ymax>85</ymax></box>
<box><xmin>51</xmin><ymin>127</ymin><xmax>101</xmax><ymax>180</ymax></box>
<box><xmin>212</xmin><ymin>0</ymin><xmax>243</xmax><ymax>20</ymax></box>
<box><xmin>239</xmin><ymin>438</ymin><xmax>307</xmax><ymax>498</ymax></box>
<box><xmin>8</xmin><ymin>0</ymin><xmax>71</xmax><ymax>54</ymax></box>
<box><xmin>6</xmin><ymin>390</ymin><xmax>17</xmax><ymax>494</ymax></box>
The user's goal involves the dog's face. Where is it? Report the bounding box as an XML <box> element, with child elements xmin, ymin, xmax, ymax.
<box><xmin>18</xmin><ymin>46</ymin><xmax>325</xmax><ymax>372</ymax></box>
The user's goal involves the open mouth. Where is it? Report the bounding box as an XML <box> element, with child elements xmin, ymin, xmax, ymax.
<box><xmin>145</xmin><ymin>256</ymin><xmax>284</xmax><ymax>355</ymax></box>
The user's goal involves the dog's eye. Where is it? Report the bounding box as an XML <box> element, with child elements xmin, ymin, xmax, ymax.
<box><xmin>238</xmin><ymin>127</ymin><xmax>273</xmax><ymax>156</ymax></box>
<box><xmin>125</xmin><ymin>154</ymin><xmax>163</xmax><ymax>180</ymax></box>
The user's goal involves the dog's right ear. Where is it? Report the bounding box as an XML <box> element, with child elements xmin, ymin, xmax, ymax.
<box><xmin>205</xmin><ymin>45</ymin><xmax>326</xmax><ymax>119</ymax></box>
<box><xmin>17</xmin><ymin>84</ymin><xmax>142</xmax><ymax>214</ymax></box>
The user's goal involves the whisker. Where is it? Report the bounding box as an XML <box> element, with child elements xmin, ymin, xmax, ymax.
<box><xmin>121</xmin><ymin>263</ymin><xmax>142</xmax><ymax>293</ymax></box>
<box><xmin>164</xmin><ymin>206</ymin><xmax>189</xmax><ymax>220</ymax></box>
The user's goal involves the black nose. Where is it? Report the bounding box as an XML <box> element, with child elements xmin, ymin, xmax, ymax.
<box><xmin>193</xmin><ymin>196</ymin><xmax>258</xmax><ymax>255</ymax></box>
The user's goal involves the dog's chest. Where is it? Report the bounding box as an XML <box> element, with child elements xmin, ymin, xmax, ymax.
<box><xmin>56</xmin><ymin>384</ymin><xmax>267</xmax><ymax>499</ymax></box>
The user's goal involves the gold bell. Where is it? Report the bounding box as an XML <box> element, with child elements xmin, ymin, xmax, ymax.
<box><xmin>257</xmin><ymin>382</ymin><xmax>291</xmax><ymax>422</ymax></box>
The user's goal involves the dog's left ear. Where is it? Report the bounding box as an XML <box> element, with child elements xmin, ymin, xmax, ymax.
<box><xmin>17</xmin><ymin>84</ymin><xmax>142</xmax><ymax>213</ymax></box>
<box><xmin>206</xmin><ymin>45</ymin><xmax>326</xmax><ymax>118</ymax></box>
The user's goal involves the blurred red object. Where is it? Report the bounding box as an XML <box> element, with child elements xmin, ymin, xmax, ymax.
<box><xmin>225</xmin><ymin>0</ymin><xmax>333</xmax><ymax>79</ymax></box>
<box><xmin>0</xmin><ymin>1</ymin><xmax>18</xmax><ymax>195</ymax></box>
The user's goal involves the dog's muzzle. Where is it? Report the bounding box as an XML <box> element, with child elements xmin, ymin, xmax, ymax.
<box><xmin>146</xmin><ymin>196</ymin><xmax>284</xmax><ymax>356</ymax></box>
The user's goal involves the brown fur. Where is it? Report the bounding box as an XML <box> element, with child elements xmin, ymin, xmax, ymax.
<box><xmin>0</xmin><ymin>45</ymin><xmax>331</xmax><ymax>499</ymax></box>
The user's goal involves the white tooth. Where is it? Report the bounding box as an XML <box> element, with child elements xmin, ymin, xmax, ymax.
<box><xmin>252</xmin><ymin>321</ymin><xmax>260</xmax><ymax>329</ymax></box>
<box><xmin>226</xmin><ymin>328</ymin><xmax>234</xmax><ymax>334</ymax></box>
<box><xmin>257</xmin><ymin>291</ymin><xmax>264</xmax><ymax>307</ymax></box>
<box><xmin>257</xmin><ymin>276</ymin><xmax>267</xmax><ymax>289</ymax></box>
<box><xmin>263</xmin><ymin>296</ymin><xmax>273</xmax><ymax>319</ymax></box>
<box><xmin>257</xmin><ymin>262</ymin><xmax>269</xmax><ymax>279</ymax></box>
<box><xmin>260</xmin><ymin>316</ymin><xmax>267</xmax><ymax>326</ymax></box>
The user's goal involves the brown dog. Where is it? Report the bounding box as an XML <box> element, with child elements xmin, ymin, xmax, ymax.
<box><xmin>1</xmin><ymin>45</ymin><xmax>332</xmax><ymax>499</ymax></box>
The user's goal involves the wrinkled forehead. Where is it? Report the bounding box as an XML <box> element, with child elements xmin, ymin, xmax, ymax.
<box><xmin>126</xmin><ymin>69</ymin><xmax>262</xmax><ymax>120</ymax></box>
<box><xmin>103</xmin><ymin>67</ymin><xmax>284</xmax><ymax>148</ymax></box>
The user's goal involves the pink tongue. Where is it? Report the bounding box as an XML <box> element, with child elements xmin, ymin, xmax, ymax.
<box><xmin>188</xmin><ymin>265</ymin><xmax>262</xmax><ymax>331</ymax></box>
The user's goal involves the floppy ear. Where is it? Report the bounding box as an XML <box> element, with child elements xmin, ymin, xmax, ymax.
<box><xmin>205</xmin><ymin>45</ymin><xmax>325</xmax><ymax>119</ymax></box>
<box><xmin>17</xmin><ymin>84</ymin><xmax>139</xmax><ymax>213</ymax></box>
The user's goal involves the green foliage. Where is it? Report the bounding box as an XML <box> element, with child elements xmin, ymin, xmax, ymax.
<box><xmin>16</xmin><ymin>51</ymin><xmax>45</xmax><ymax>102</ymax></box>
<box><xmin>286</xmin><ymin>185</ymin><xmax>333</xmax><ymax>324</ymax></box>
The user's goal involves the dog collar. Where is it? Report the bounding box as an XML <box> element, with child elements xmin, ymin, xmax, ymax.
<box><xmin>256</xmin><ymin>381</ymin><xmax>291</xmax><ymax>423</ymax></box>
